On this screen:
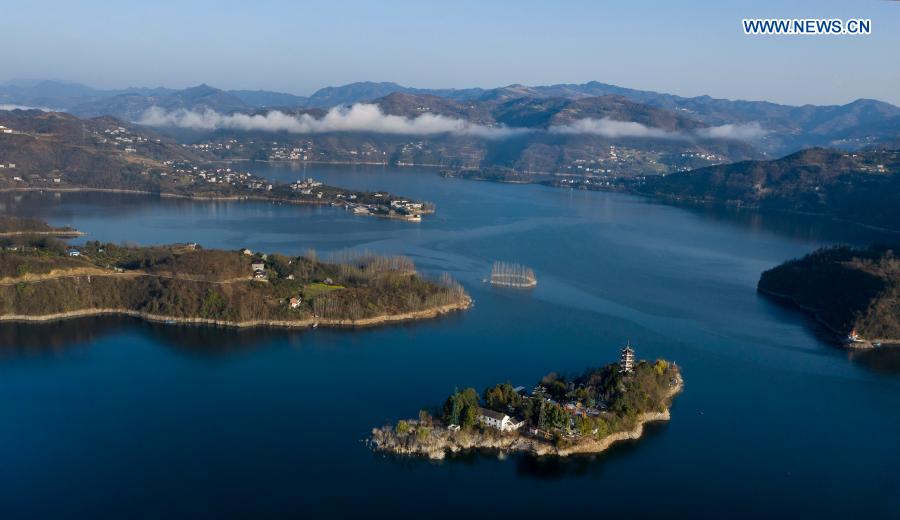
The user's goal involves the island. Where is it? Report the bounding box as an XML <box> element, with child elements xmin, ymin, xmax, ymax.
<box><xmin>370</xmin><ymin>345</ymin><xmax>682</xmax><ymax>459</ymax></box>
<box><xmin>758</xmin><ymin>245</ymin><xmax>900</xmax><ymax>348</ymax></box>
<box><xmin>0</xmin><ymin>227</ymin><xmax>470</xmax><ymax>328</ymax></box>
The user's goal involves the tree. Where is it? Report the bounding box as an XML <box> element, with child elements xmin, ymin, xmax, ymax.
<box><xmin>443</xmin><ymin>387</ymin><xmax>479</xmax><ymax>426</ymax></box>
<box><xmin>483</xmin><ymin>382</ymin><xmax>521</xmax><ymax>411</ymax></box>
<box><xmin>461</xmin><ymin>403</ymin><xmax>478</xmax><ymax>429</ymax></box>
<box><xmin>395</xmin><ymin>420</ymin><xmax>410</xmax><ymax>435</ymax></box>
<box><xmin>654</xmin><ymin>359</ymin><xmax>669</xmax><ymax>376</ymax></box>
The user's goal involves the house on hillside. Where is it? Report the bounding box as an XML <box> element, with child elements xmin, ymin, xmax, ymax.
<box><xmin>477</xmin><ymin>408</ymin><xmax>524</xmax><ymax>432</ymax></box>
<box><xmin>289</xmin><ymin>297</ymin><xmax>302</xmax><ymax>309</ymax></box>
<box><xmin>251</xmin><ymin>261</ymin><xmax>266</xmax><ymax>279</ymax></box>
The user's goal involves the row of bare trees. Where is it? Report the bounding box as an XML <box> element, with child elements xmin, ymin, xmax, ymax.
<box><xmin>490</xmin><ymin>261</ymin><xmax>537</xmax><ymax>287</ymax></box>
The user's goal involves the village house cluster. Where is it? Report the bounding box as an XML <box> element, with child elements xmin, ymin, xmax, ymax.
<box><xmin>188</xmin><ymin>139</ymin><xmax>238</xmax><ymax>153</ymax></box>
<box><xmin>847</xmin><ymin>150</ymin><xmax>898</xmax><ymax>174</ymax></box>
<box><xmin>0</xmin><ymin>125</ymin><xmax>19</xmax><ymax>173</ymax></box>
<box><xmin>679</xmin><ymin>151</ymin><xmax>723</xmax><ymax>162</ymax></box>
<box><xmin>270</xmin><ymin>145</ymin><xmax>308</xmax><ymax>161</ymax></box>
<box><xmin>389</xmin><ymin>199</ymin><xmax>423</xmax><ymax>214</ymax></box>
<box><xmin>565</xmin><ymin>145</ymin><xmax>666</xmax><ymax>175</ymax></box>
<box><xmin>289</xmin><ymin>177</ymin><xmax>324</xmax><ymax>195</ymax></box>
<box><xmin>98</xmin><ymin>125</ymin><xmax>159</xmax><ymax>153</ymax></box>
<box><xmin>161</xmin><ymin>160</ymin><xmax>274</xmax><ymax>190</ymax></box>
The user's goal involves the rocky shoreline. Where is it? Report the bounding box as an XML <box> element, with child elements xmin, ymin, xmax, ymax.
<box><xmin>0</xmin><ymin>298</ymin><xmax>472</xmax><ymax>330</ymax></box>
<box><xmin>370</xmin><ymin>377</ymin><xmax>682</xmax><ymax>460</ymax></box>
<box><xmin>757</xmin><ymin>286</ymin><xmax>899</xmax><ymax>350</ymax></box>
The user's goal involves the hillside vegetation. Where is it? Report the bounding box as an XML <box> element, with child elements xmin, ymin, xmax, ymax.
<box><xmin>758</xmin><ymin>245</ymin><xmax>900</xmax><ymax>339</ymax></box>
<box><xmin>639</xmin><ymin>148</ymin><xmax>900</xmax><ymax>231</ymax></box>
<box><xmin>0</xmin><ymin>237</ymin><xmax>469</xmax><ymax>326</ymax></box>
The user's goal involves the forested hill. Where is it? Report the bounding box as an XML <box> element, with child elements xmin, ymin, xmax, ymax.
<box><xmin>758</xmin><ymin>245</ymin><xmax>900</xmax><ymax>340</ymax></box>
<box><xmin>636</xmin><ymin>147</ymin><xmax>900</xmax><ymax>231</ymax></box>
<box><xmin>0</xmin><ymin>236</ymin><xmax>470</xmax><ymax>327</ymax></box>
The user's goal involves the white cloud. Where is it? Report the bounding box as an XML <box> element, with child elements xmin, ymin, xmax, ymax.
<box><xmin>549</xmin><ymin>117</ymin><xmax>765</xmax><ymax>141</ymax></box>
<box><xmin>138</xmin><ymin>104</ymin><xmax>528</xmax><ymax>139</ymax></box>
<box><xmin>138</xmin><ymin>105</ymin><xmax>765</xmax><ymax>142</ymax></box>
<box><xmin>548</xmin><ymin>117</ymin><xmax>680</xmax><ymax>139</ymax></box>
<box><xmin>0</xmin><ymin>104</ymin><xmax>47</xmax><ymax>111</ymax></box>
<box><xmin>695</xmin><ymin>122</ymin><xmax>766</xmax><ymax>140</ymax></box>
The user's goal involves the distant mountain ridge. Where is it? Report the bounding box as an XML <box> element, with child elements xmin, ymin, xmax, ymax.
<box><xmin>2</xmin><ymin>79</ymin><xmax>899</xmax><ymax>155</ymax></box>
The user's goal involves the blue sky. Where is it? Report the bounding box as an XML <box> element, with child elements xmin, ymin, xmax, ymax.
<box><xmin>2</xmin><ymin>0</ymin><xmax>899</xmax><ymax>105</ymax></box>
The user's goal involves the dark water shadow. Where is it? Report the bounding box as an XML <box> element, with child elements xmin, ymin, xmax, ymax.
<box><xmin>0</xmin><ymin>309</ymin><xmax>469</xmax><ymax>361</ymax></box>
<box><xmin>370</xmin><ymin>420</ymin><xmax>671</xmax><ymax>480</ymax></box>
<box><xmin>848</xmin><ymin>348</ymin><xmax>900</xmax><ymax>375</ymax></box>
<box><xmin>512</xmin><ymin>420</ymin><xmax>671</xmax><ymax>480</ymax></box>
<box><xmin>678</xmin><ymin>202</ymin><xmax>900</xmax><ymax>247</ymax></box>
<box><xmin>756</xmin><ymin>291</ymin><xmax>900</xmax><ymax>375</ymax></box>
<box><xmin>0</xmin><ymin>315</ymin><xmax>299</xmax><ymax>360</ymax></box>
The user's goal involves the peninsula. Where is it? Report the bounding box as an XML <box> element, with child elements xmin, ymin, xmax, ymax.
<box><xmin>370</xmin><ymin>345</ymin><xmax>682</xmax><ymax>459</ymax></box>
<box><xmin>0</xmin><ymin>230</ymin><xmax>470</xmax><ymax>328</ymax></box>
<box><xmin>758</xmin><ymin>245</ymin><xmax>900</xmax><ymax>348</ymax></box>
<box><xmin>0</xmin><ymin>215</ymin><xmax>83</xmax><ymax>237</ymax></box>
<box><xmin>0</xmin><ymin>110</ymin><xmax>432</xmax><ymax>221</ymax></box>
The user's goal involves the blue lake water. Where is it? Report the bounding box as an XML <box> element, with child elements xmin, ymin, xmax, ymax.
<box><xmin>1</xmin><ymin>164</ymin><xmax>899</xmax><ymax>518</ymax></box>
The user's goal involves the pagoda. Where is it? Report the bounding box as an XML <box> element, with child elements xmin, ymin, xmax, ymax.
<box><xmin>619</xmin><ymin>342</ymin><xmax>635</xmax><ymax>373</ymax></box>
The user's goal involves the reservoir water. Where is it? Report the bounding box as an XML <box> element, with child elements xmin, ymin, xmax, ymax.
<box><xmin>1</xmin><ymin>164</ymin><xmax>899</xmax><ymax>518</ymax></box>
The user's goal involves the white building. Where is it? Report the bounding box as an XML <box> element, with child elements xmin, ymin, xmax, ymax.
<box><xmin>477</xmin><ymin>408</ymin><xmax>524</xmax><ymax>432</ymax></box>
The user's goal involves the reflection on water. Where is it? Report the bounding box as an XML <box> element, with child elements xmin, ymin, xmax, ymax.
<box><xmin>512</xmin><ymin>421</ymin><xmax>671</xmax><ymax>480</ymax></box>
<box><xmin>849</xmin><ymin>348</ymin><xmax>900</xmax><ymax>375</ymax></box>
<box><xmin>683</xmin><ymin>203</ymin><xmax>900</xmax><ymax>247</ymax></box>
<box><xmin>0</xmin><ymin>319</ymin><xmax>123</xmax><ymax>358</ymax></box>
<box><xmin>0</xmin><ymin>316</ymin><xmax>290</xmax><ymax>359</ymax></box>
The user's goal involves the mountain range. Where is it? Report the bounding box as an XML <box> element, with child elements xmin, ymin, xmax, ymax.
<box><xmin>3</xmin><ymin>79</ymin><xmax>899</xmax><ymax>156</ymax></box>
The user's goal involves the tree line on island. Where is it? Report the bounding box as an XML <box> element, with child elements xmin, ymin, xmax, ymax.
<box><xmin>0</xmin><ymin>227</ymin><xmax>469</xmax><ymax>326</ymax></box>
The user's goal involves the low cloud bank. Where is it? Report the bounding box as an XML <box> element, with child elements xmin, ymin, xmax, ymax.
<box><xmin>549</xmin><ymin>117</ymin><xmax>679</xmax><ymax>139</ymax></box>
<box><xmin>695</xmin><ymin>122</ymin><xmax>766</xmax><ymax>140</ymax></box>
<box><xmin>138</xmin><ymin>104</ymin><xmax>764</xmax><ymax>142</ymax></box>
<box><xmin>550</xmin><ymin>118</ymin><xmax>766</xmax><ymax>141</ymax></box>
<box><xmin>0</xmin><ymin>104</ymin><xmax>48</xmax><ymax>111</ymax></box>
<box><xmin>138</xmin><ymin>104</ymin><xmax>528</xmax><ymax>139</ymax></box>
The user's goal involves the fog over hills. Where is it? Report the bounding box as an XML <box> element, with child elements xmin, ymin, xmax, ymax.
<box><xmin>2</xmin><ymin>78</ymin><xmax>898</xmax><ymax>161</ymax></box>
